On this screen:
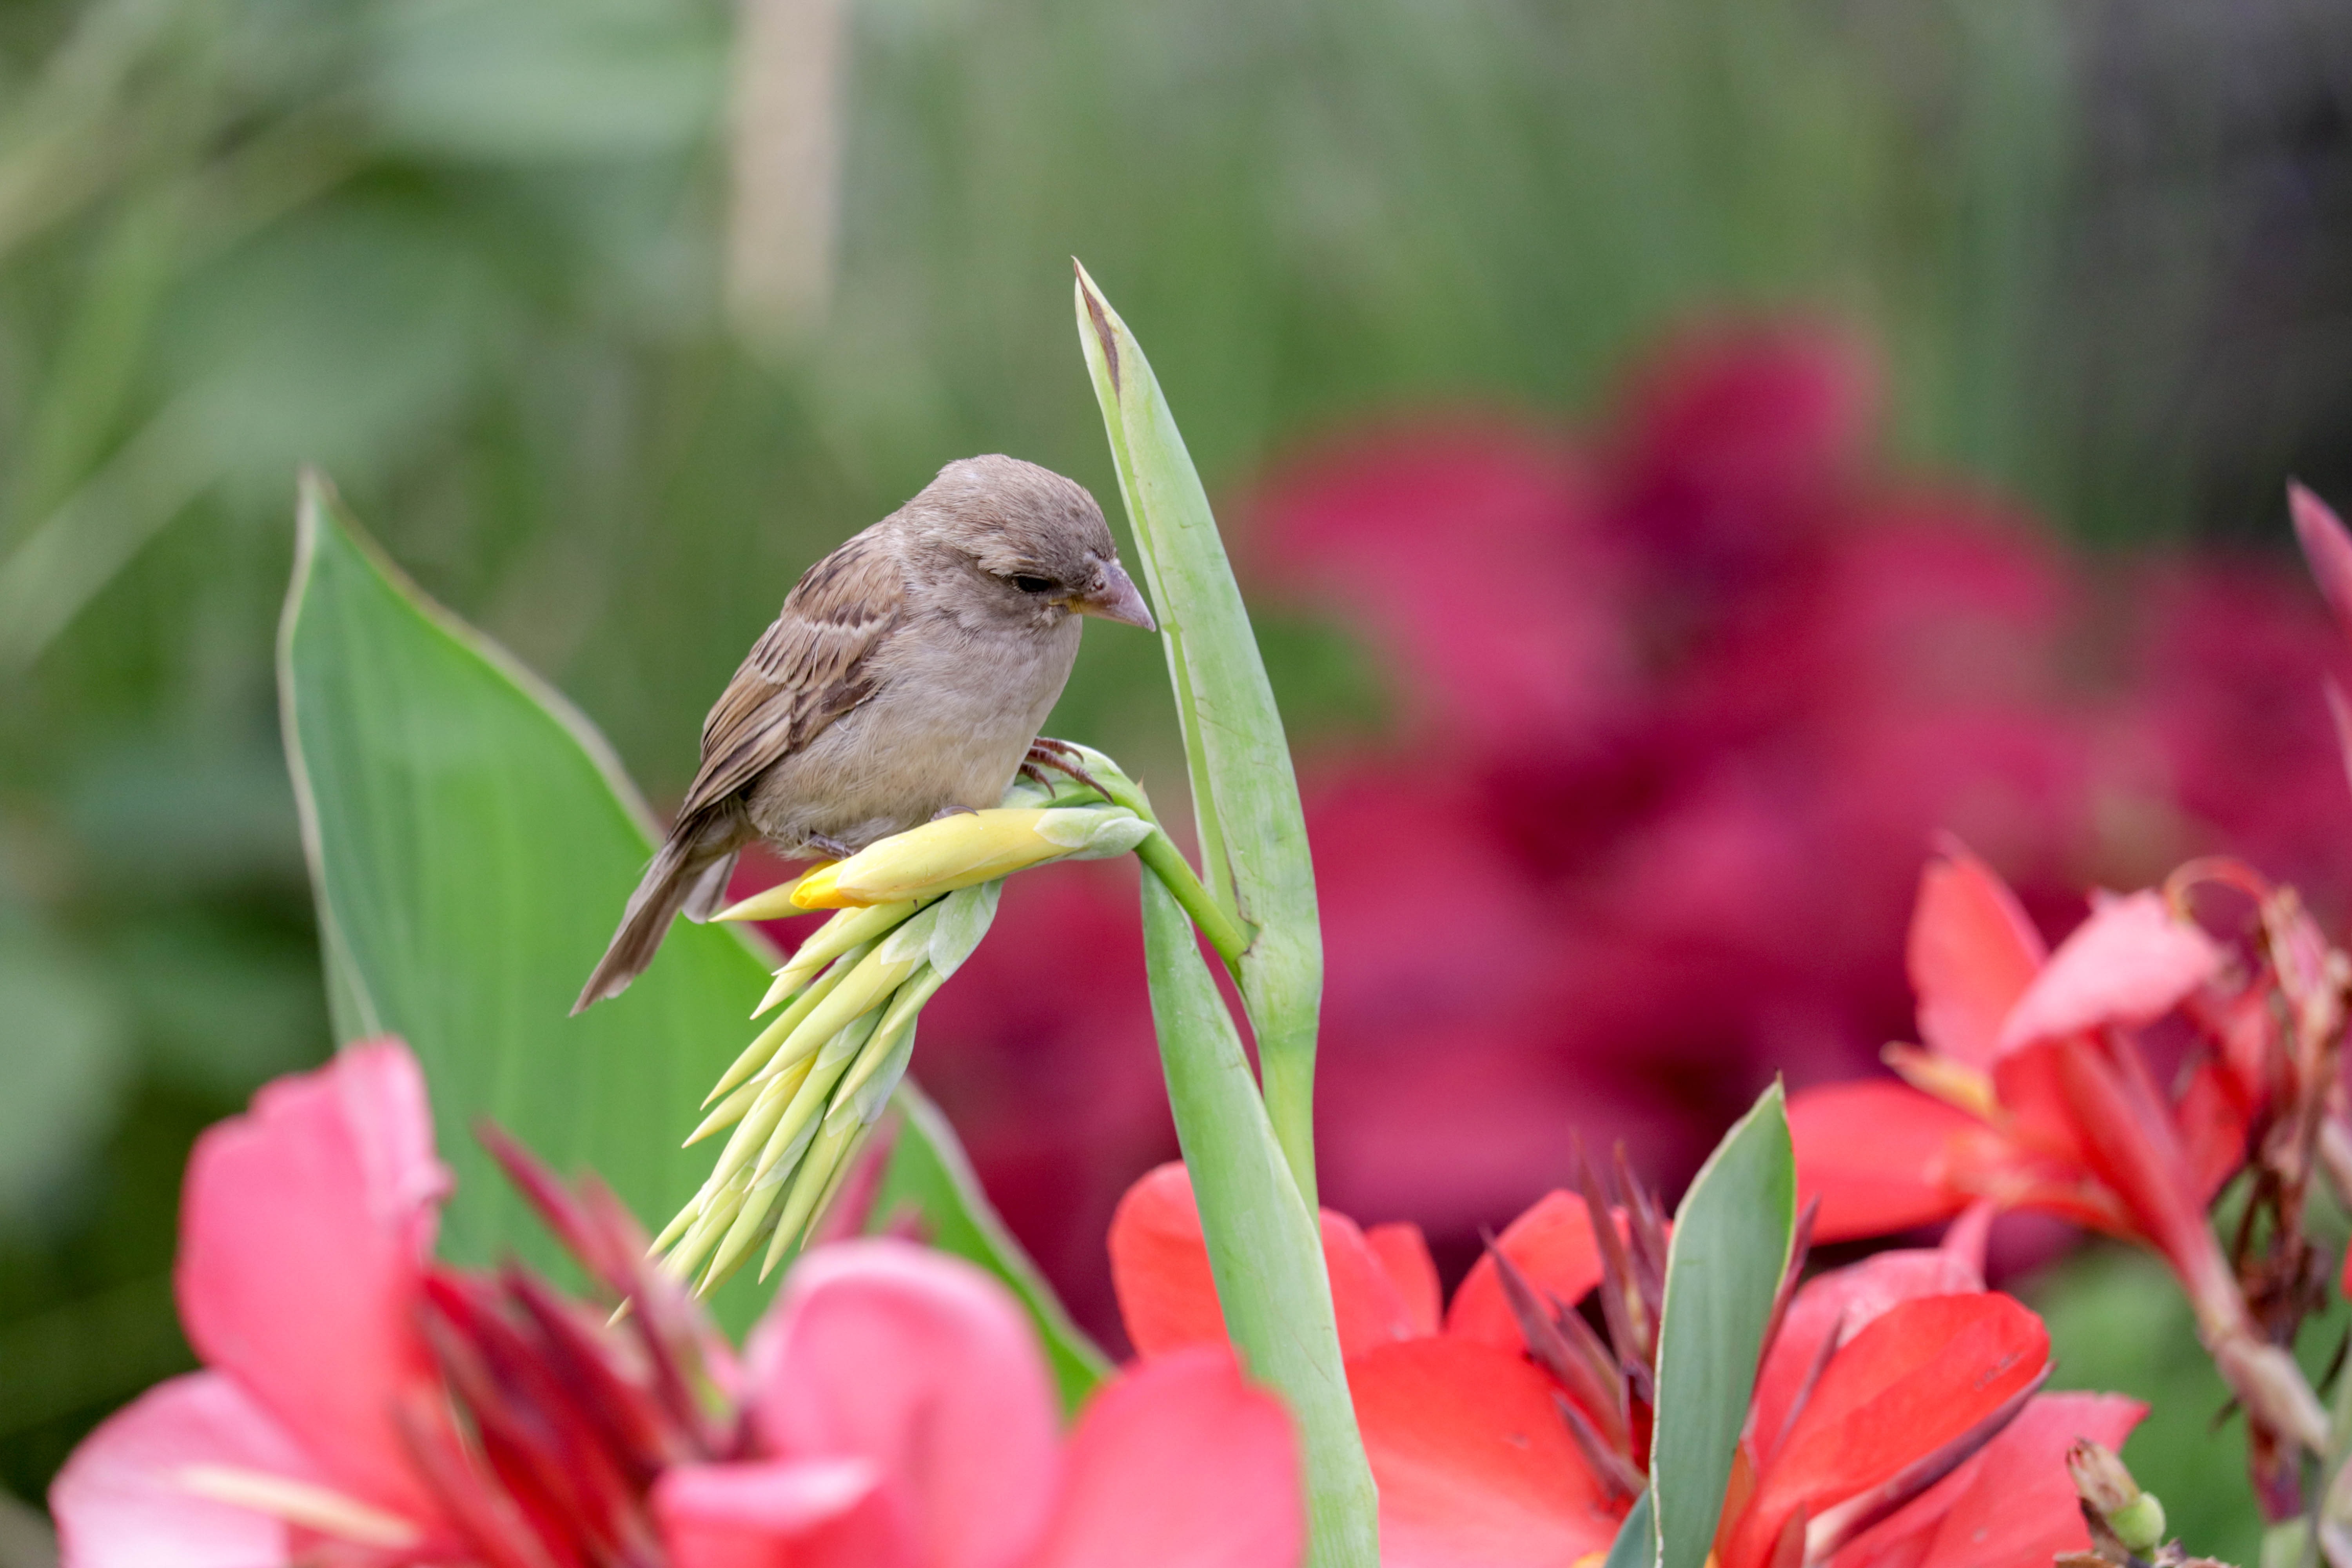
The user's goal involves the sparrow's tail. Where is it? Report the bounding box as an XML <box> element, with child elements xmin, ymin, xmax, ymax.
<box><xmin>573</xmin><ymin>819</ymin><xmax>742</xmax><ymax>1014</ymax></box>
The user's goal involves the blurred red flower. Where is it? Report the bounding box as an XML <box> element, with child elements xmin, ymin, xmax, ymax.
<box><xmin>1107</xmin><ymin>1161</ymin><xmax>2141</xmax><ymax>1568</ymax></box>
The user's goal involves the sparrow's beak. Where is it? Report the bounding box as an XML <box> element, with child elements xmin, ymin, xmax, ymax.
<box><xmin>1074</xmin><ymin>561</ymin><xmax>1156</xmax><ymax>631</ymax></box>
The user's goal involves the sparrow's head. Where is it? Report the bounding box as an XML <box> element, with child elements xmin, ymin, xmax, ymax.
<box><xmin>909</xmin><ymin>454</ymin><xmax>1156</xmax><ymax>632</ymax></box>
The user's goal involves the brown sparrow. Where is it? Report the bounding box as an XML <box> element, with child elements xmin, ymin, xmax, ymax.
<box><xmin>575</xmin><ymin>455</ymin><xmax>1155</xmax><ymax>1011</ymax></box>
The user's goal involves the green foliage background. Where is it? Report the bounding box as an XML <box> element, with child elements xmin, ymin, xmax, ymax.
<box><xmin>2</xmin><ymin>0</ymin><xmax>2349</xmax><ymax>1531</ymax></box>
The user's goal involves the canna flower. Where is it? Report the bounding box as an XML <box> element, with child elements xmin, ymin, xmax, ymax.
<box><xmin>1109</xmin><ymin>1162</ymin><xmax>2138</xmax><ymax>1568</ymax></box>
<box><xmin>1785</xmin><ymin>842</ymin><xmax>2339</xmax><ymax>1464</ymax></box>
<box><xmin>1787</xmin><ymin>840</ymin><xmax>2238</xmax><ymax>1256</ymax></box>
<box><xmin>653</xmin><ymin>1238</ymin><xmax>1302</xmax><ymax>1568</ymax></box>
<box><xmin>49</xmin><ymin>1039</ymin><xmax>737</xmax><ymax>1568</ymax></box>
<box><xmin>53</xmin><ymin>1042</ymin><xmax>1301</xmax><ymax>1568</ymax></box>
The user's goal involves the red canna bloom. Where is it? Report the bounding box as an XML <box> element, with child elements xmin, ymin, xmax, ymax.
<box><xmin>53</xmin><ymin>1043</ymin><xmax>1302</xmax><ymax>1568</ymax></box>
<box><xmin>1109</xmin><ymin>1163</ymin><xmax>2139</xmax><ymax>1568</ymax></box>
<box><xmin>1784</xmin><ymin>841</ymin><xmax>2318</xmax><ymax>1329</ymax></box>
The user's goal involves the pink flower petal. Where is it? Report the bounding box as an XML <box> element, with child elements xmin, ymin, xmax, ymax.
<box><xmin>1909</xmin><ymin>844</ymin><xmax>2045</xmax><ymax>1069</ymax></box>
<box><xmin>1997</xmin><ymin>893</ymin><xmax>2222</xmax><ymax>1054</ymax></box>
<box><xmin>174</xmin><ymin>1040</ymin><xmax>449</xmax><ymax>1520</ymax></box>
<box><xmin>746</xmin><ymin>1239</ymin><xmax>1062</xmax><ymax>1568</ymax></box>
<box><xmin>2291</xmin><ymin>483</ymin><xmax>2352</xmax><ymax>642</ymax></box>
<box><xmin>1024</xmin><ymin>1348</ymin><xmax>1302</xmax><ymax>1568</ymax></box>
<box><xmin>1350</xmin><ymin>1338</ymin><xmax>1622</xmax><ymax>1568</ymax></box>
<box><xmin>653</xmin><ymin>1458</ymin><xmax>908</xmax><ymax>1568</ymax></box>
<box><xmin>53</xmin><ymin>1372</ymin><xmax>339</xmax><ymax>1568</ymax></box>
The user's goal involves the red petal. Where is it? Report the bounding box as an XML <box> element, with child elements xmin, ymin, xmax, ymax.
<box><xmin>653</xmin><ymin>1458</ymin><xmax>907</xmax><ymax>1568</ymax></box>
<box><xmin>175</xmin><ymin>1040</ymin><xmax>450</xmax><ymax>1520</ymax></box>
<box><xmin>1107</xmin><ymin>1164</ymin><xmax>1225</xmax><ymax>1357</ymax></box>
<box><xmin>1727</xmin><ymin>1294</ymin><xmax>2049</xmax><ymax>1568</ymax></box>
<box><xmin>1366</xmin><ymin>1223</ymin><xmax>1443</xmax><ymax>1337</ymax></box>
<box><xmin>2176</xmin><ymin>1060</ymin><xmax>2253</xmax><ymax>1203</ymax></box>
<box><xmin>1350</xmin><ymin>1338</ymin><xmax>1624</xmax><ymax>1568</ymax></box>
<box><xmin>1321</xmin><ymin>1211</ymin><xmax>1421</xmax><ymax>1356</ymax></box>
<box><xmin>746</xmin><ymin>1240</ymin><xmax>1062</xmax><ymax>1568</ymax></box>
<box><xmin>1998</xmin><ymin>893</ymin><xmax>2222</xmax><ymax>1054</ymax></box>
<box><xmin>1025</xmin><ymin>1347</ymin><xmax>1303</xmax><ymax>1568</ymax></box>
<box><xmin>1909</xmin><ymin>844</ymin><xmax>2045</xmax><ymax>1069</ymax></box>
<box><xmin>2291</xmin><ymin>482</ymin><xmax>2352</xmax><ymax>641</ymax></box>
<box><xmin>2049</xmin><ymin>1042</ymin><xmax>2231</xmax><ymax>1300</ymax></box>
<box><xmin>1751</xmin><ymin>1250</ymin><xmax>1983</xmax><ymax>1465</ymax></box>
<box><xmin>1108</xmin><ymin>1163</ymin><xmax>1418</xmax><ymax>1359</ymax></box>
<box><xmin>51</xmin><ymin>1372</ymin><xmax>336</xmax><ymax>1568</ymax></box>
<box><xmin>1787</xmin><ymin>1084</ymin><xmax>1975</xmax><ymax>1244</ymax></box>
<box><xmin>1900</xmin><ymin>1394</ymin><xmax>2144</xmax><ymax>1568</ymax></box>
<box><xmin>1447</xmin><ymin>1191</ymin><xmax>1604</xmax><ymax>1349</ymax></box>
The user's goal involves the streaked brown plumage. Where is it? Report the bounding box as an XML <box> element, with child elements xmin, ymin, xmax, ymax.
<box><xmin>574</xmin><ymin>454</ymin><xmax>1154</xmax><ymax>1012</ymax></box>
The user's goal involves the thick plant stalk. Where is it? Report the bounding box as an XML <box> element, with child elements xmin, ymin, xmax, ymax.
<box><xmin>1140</xmin><ymin>873</ymin><xmax>1378</xmax><ymax>1568</ymax></box>
<box><xmin>1075</xmin><ymin>261</ymin><xmax>1323</xmax><ymax>1207</ymax></box>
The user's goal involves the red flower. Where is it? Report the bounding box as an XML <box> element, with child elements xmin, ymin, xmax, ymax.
<box><xmin>1108</xmin><ymin>1163</ymin><xmax>2138</xmax><ymax>1568</ymax></box>
<box><xmin>1786</xmin><ymin>842</ymin><xmax>2261</xmax><ymax>1319</ymax></box>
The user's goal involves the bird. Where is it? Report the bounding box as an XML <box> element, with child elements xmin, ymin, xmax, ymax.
<box><xmin>573</xmin><ymin>454</ymin><xmax>1156</xmax><ymax>1013</ymax></box>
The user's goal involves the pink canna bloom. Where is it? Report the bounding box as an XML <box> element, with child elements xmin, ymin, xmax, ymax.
<box><xmin>1109</xmin><ymin>1162</ymin><xmax>2138</xmax><ymax>1568</ymax></box>
<box><xmin>653</xmin><ymin>1239</ymin><xmax>1303</xmax><ymax>1568</ymax></box>
<box><xmin>52</xmin><ymin>1041</ymin><xmax>1301</xmax><ymax>1568</ymax></box>
<box><xmin>52</xmin><ymin>1038</ymin><xmax>468</xmax><ymax>1566</ymax></box>
<box><xmin>51</xmin><ymin>1038</ymin><xmax>740</xmax><ymax>1568</ymax></box>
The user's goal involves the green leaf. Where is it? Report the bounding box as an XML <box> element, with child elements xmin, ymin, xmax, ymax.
<box><xmin>1650</xmin><ymin>1081</ymin><xmax>1797</xmax><ymax>1568</ymax></box>
<box><xmin>276</xmin><ymin>472</ymin><xmax>1107</xmax><ymax>1399</ymax></box>
<box><xmin>1604</xmin><ymin>1488</ymin><xmax>1657</xmax><ymax>1568</ymax></box>
<box><xmin>1139</xmin><ymin>872</ymin><xmax>1378</xmax><ymax>1568</ymax></box>
<box><xmin>1074</xmin><ymin>262</ymin><xmax>1324</xmax><ymax>1206</ymax></box>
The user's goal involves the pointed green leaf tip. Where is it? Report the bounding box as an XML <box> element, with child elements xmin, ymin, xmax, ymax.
<box><xmin>1071</xmin><ymin>259</ymin><xmax>1325</xmax><ymax>1208</ymax></box>
<box><xmin>276</xmin><ymin>472</ymin><xmax>1107</xmax><ymax>1403</ymax></box>
<box><xmin>1647</xmin><ymin>1081</ymin><xmax>1797</xmax><ymax>1568</ymax></box>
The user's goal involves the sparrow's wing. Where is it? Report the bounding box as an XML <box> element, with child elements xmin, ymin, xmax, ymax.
<box><xmin>679</xmin><ymin>529</ymin><xmax>905</xmax><ymax>818</ymax></box>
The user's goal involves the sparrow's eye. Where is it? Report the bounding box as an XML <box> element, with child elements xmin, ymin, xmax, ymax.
<box><xmin>1011</xmin><ymin>575</ymin><xmax>1056</xmax><ymax>595</ymax></box>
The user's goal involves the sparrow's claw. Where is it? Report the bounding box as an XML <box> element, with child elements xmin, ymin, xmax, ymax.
<box><xmin>1017</xmin><ymin>761</ymin><xmax>1051</xmax><ymax>791</ymax></box>
<box><xmin>806</xmin><ymin>833</ymin><xmax>856</xmax><ymax>860</ymax></box>
<box><xmin>930</xmin><ymin>804</ymin><xmax>980</xmax><ymax>821</ymax></box>
<box><xmin>1023</xmin><ymin>738</ymin><xmax>1109</xmax><ymax>801</ymax></box>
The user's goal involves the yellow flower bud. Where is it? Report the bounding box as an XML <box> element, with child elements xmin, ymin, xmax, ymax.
<box><xmin>792</xmin><ymin>807</ymin><xmax>1151</xmax><ymax>908</ymax></box>
<box><xmin>710</xmin><ymin>871</ymin><xmax>820</xmax><ymax>923</ymax></box>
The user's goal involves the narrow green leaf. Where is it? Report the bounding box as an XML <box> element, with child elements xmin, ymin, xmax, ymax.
<box><xmin>1605</xmin><ymin>1488</ymin><xmax>1657</xmax><ymax>1568</ymax></box>
<box><xmin>1075</xmin><ymin>261</ymin><xmax>1324</xmax><ymax>1206</ymax></box>
<box><xmin>1649</xmin><ymin>1081</ymin><xmax>1796</xmax><ymax>1568</ymax></box>
<box><xmin>277</xmin><ymin>472</ymin><xmax>1107</xmax><ymax>1397</ymax></box>
<box><xmin>1138</xmin><ymin>872</ymin><xmax>1377</xmax><ymax>1568</ymax></box>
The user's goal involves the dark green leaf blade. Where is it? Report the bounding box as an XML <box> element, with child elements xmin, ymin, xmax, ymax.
<box><xmin>276</xmin><ymin>473</ymin><xmax>1107</xmax><ymax>1394</ymax></box>
<box><xmin>1650</xmin><ymin>1082</ymin><xmax>1796</xmax><ymax>1568</ymax></box>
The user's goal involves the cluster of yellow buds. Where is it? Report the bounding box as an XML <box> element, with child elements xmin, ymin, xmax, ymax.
<box><xmin>653</xmin><ymin>762</ymin><xmax>1152</xmax><ymax>1295</ymax></box>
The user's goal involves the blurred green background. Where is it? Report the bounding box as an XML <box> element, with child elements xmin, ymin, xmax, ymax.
<box><xmin>3</xmin><ymin>0</ymin><xmax>2351</xmax><ymax>1545</ymax></box>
